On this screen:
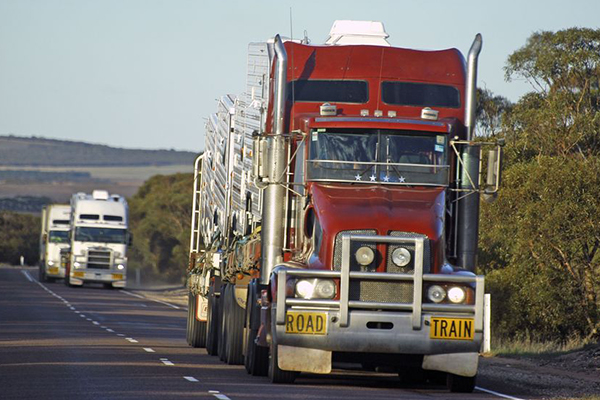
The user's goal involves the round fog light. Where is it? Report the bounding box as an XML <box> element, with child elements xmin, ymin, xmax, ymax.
<box><xmin>117</xmin><ymin>264</ymin><xmax>125</xmax><ymax>270</ymax></box>
<box><xmin>355</xmin><ymin>246</ymin><xmax>375</xmax><ymax>266</ymax></box>
<box><xmin>447</xmin><ymin>287</ymin><xmax>466</xmax><ymax>304</ymax></box>
<box><xmin>427</xmin><ymin>285</ymin><xmax>446</xmax><ymax>303</ymax></box>
<box><xmin>391</xmin><ymin>247</ymin><xmax>411</xmax><ymax>267</ymax></box>
<box><xmin>314</xmin><ymin>280</ymin><xmax>336</xmax><ymax>299</ymax></box>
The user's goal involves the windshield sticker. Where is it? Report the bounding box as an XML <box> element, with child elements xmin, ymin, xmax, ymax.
<box><xmin>436</xmin><ymin>135</ymin><xmax>445</xmax><ymax>144</ymax></box>
<box><xmin>312</xmin><ymin>131</ymin><xmax>319</xmax><ymax>141</ymax></box>
<box><xmin>435</xmin><ymin>144</ymin><xmax>444</xmax><ymax>153</ymax></box>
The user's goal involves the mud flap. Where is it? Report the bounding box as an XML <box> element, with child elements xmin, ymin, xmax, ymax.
<box><xmin>422</xmin><ymin>352</ymin><xmax>478</xmax><ymax>377</ymax></box>
<box><xmin>277</xmin><ymin>345</ymin><xmax>332</xmax><ymax>374</ymax></box>
<box><xmin>196</xmin><ymin>295</ymin><xmax>208</xmax><ymax>322</ymax></box>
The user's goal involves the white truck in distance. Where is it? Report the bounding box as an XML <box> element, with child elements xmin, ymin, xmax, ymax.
<box><xmin>39</xmin><ymin>204</ymin><xmax>71</xmax><ymax>282</ymax></box>
<box><xmin>66</xmin><ymin>190</ymin><xmax>130</xmax><ymax>288</ymax></box>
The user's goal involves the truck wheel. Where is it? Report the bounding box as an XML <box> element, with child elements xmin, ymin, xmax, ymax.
<box><xmin>188</xmin><ymin>293</ymin><xmax>207</xmax><ymax>348</ymax></box>
<box><xmin>244</xmin><ymin>282</ymin><xmax>268</xmax><ymax>376</ymax></box>
<box><xmin>224</xmin><ymin>284</ymin><xmax>244</xmax><ymax>365</ymax></box>
<box><xmin>447</xmin><ymin>373</ymin><xmax>476</xmax><ymax>393</ymax></box>
<box><xmin>206</xmin><ymin>288</ymin><xmax>221</xmax><ymax>356</ymax></box>
<box><xmin>218</xmin><ymin>285</ymin><xmax>228</xmax><ymax>362</ymax></box>
<box><xmin>39</xmin><ymin>267</ymin><xmax>46</xmax><ymax>282</ymax></box>
<box><xmin>186</xmin><ymin>292</ymin><xmax>193</xmax><ymax>345</ymax></box>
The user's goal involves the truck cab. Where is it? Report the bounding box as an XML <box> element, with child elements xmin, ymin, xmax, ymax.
<box><xmin>39</xmin><ymin>204</ymin><xmax>71</xmax><ymax>282</ymax></box>
<box><xmin>66</xmin><ymin>190</ymin><xmax>129</xmax><ymax>288</ymax></box>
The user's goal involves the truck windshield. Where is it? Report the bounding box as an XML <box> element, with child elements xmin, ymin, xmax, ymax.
<box><xmin>307</xmin><ymin>129</ymin><xmax>449</xmax><ymax>186</ymax></box>
<box><xmin>74</xmin><ymin>227</ymin><xmax>127</xmax><ymax>244</ymax></box>
<box><xmin>49</xmin><ymin>230</ymin><xmax>69</xmax><ymax>243</ymax></box>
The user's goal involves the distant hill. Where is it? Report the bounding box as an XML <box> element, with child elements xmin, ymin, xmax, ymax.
<box><xmin>0</xmin><ymin>135</ymin><xmax>197</xmax><ymax>166</ymax></box>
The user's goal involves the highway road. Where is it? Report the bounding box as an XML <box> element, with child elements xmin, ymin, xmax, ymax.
<box><xmin>0</xmin><ymin>266</ymin><xmax>526</xmax><ymax>400</ymax></box>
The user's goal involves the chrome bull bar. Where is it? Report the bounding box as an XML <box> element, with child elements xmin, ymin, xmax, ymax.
<box><xmin>276</xmin><ymin>233</ymin><xmax>484</xmax><ymax>333</ymax></box>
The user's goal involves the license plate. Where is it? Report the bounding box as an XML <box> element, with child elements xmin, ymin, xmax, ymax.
<box><xmin>111</xmin><ymin>274</ymin><xmax>123</xmax><ymax>280</ymax></box>
<box><xmin>285</xmin><ymin>311</ymin><xmax>327</xmax><ymax>335</ymax></box>
<box><xmin>48</xmin><ymin>267</ymin><xmax>59</xmax><ymax>275</ymax></box>
<box><xmin>430</xmin><ymin>317</ymin><xmax>474</xmax><ymax>340</ymax></box>
<box><xmin>73</xmin><ymin>271</ymin><xmax>85</xmax><ymax>278</ymax></box>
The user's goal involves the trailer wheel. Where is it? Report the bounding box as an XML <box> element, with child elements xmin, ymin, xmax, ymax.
<box><xmin>206</xmin><ymin>287</ymin><xmax>221</xmax><ymax>356</ymax></box>
<box><xmin>447</xmin><ymin>373</ymin><xmax>476</xmax><ymax>393</ymax></box>
<box><xmin>218</xmin><ymin>285</ymin><xmax>228</xmax><ymax>362</ymax></box>
<box><xmin>268</xmin><ymin>314</ymin><xmax>298</xmax><ymax>384</ymax></box>
<box><xmin>224</xmin><ymin>284</ymin><xmax>244</xmax><ymax>365</ymax></box>
<box><xmin>244</xmin><ymin>282</ymin><xmax>268</xmax><ymax>376</ymax></box>
<box><xmin>187</xmin><ymin>293</ymin><xmax>207</xmax><ymax>348</ymax></box>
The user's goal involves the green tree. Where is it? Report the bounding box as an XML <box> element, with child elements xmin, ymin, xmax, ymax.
<box><xmin>479</xmin><ymin>27</ymin><xmax>600</xmax><ymax>341</ymax></box>
<box><xmin>128</xmin><ymin>173</ymin><xmax>194</xmax><ymax>283</ymax></box>
<box><xmin>0</xmin><ymin>212</ymin><xmax>40</xmax><ymax>265</ymax></box>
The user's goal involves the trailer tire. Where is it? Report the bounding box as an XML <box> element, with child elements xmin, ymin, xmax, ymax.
<box><xmin>206</xmin><ymin>287</ymin><xmax>221</xmax><ymax>356</ymax></box>
<box><xmin>224</xmin><ymin>284</ymin><xmax>244</xmax><ymax>365</ymax></box>
<box><xmin>187</xmin><ymin>293</ymin><xmax>207</xmax><ymax>348</ymax></box>
<box><xmin>244</xmin><ymin>282</ymin><xmax>268</xmax><ymax>376</ymax></box>
<box><xmin>218</xmin><ymin>285</ymin><xmax>228</xmax><ymax>362</ymax></box>
<box><xmin>447</xmin><ymin>373</ymin><xmax>476</xmax><ymax>393</ymax></box>
<box><xmin>268</xmin><ymin>314</ymin><xmax>298</xmax><ymax>384</ymax></box>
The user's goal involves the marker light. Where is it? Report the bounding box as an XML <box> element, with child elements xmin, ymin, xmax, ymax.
<box><xmin>427</xmin><ymin>285</ymin><xmax>446</xmax><ymax>303</ymax></box>
<box><xmin>391</xmin><ymin>247</ymin><xmax>411</xmax><ymax>267</ymax></box>
<box><xmin>355</xmin><ymin>246</ymin><xmax>375</xmax><ymax>266</ymax></box>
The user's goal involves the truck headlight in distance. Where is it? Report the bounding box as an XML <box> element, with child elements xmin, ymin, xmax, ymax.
<box><xmin>391</xmin><ymin>247</ymin><xmax>411</xmax><ymax>267</ymax></box>
<box><xmin>117</xmin><ymin>264</ymin><xmax>125</xmax><ymax>270</ymax></box>
<box><xmin>447</xmin><ymin>286</ymin><xmax>466</xmax><ymax>304</ymax></box>
<box><xmin>427</xmin><ymin>285</ymin><xmax>446</xmax><ymax>303</ymax></box>
<box><xmin>47</xmin><ymin>260</ymin><xmax>54</xmax><ymax>266</ymax></box>
<box><xmin>295</xmin><ymin>279</ymin><xmax>336</xmax><ymax>299</ymax></box>
<box><xmin>73</xmin><ymin>261</ymin><xmax>81</xmax><ymax>268</ymax></box>
<box><xmin>355</xmin><ymin>246</ymin><xmax>375</xmax><ymax>266</ymax></box>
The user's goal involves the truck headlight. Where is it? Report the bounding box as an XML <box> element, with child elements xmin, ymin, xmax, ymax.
<box><xmin>355</xmin><ymin>246</ymin><xmax>375</xmax><ymax>266</ymax></box>
<box><xmin>295</xmin><ymin>279</ymin><xmax>336</xmax><ymax>299</ymax></box>
<box><xmin>117</xmin><ymin>264</ymin><xmax>125</xmax><ymax>270</ymax></box>
<box><xmin>391</xmin><ymin>247</ymin><xmax>411</xmax><ymax>267</ymax></box>
<box><xmin>47</xmin><ymin>260</ymin><xmax>54</xmax><ymax>266</ymax></box>
<box><xmin>427</xmin><ymin>285</ymin><xmax>446</xmax><ymax>303</ymax></box>
<box><xmin>73</xmin><ymin>261</ymin><xmax>81</xmax><ymax>268</ymax></box>
<box><xmin>447</xmin><ymin>286</ymin><xmax>466</xmax><ymax>304</ymax></box>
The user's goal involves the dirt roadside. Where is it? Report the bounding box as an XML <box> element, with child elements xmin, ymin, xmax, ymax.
<box><xmin>128</xmin><ymin>286</ymin><xmax>600</xmax><ymax>399</ymax></box>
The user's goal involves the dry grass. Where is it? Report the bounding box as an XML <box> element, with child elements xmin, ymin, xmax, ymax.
<box><xmin>490</xmin><ymin>334</ymin><xmax>594</xmax><ymax>358</ymax></box>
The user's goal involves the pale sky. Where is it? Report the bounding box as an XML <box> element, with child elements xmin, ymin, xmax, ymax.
<box><xmin>1</xmin><ymin>0</ymin><xmax>598</xmax><ymax>152</ymax></box>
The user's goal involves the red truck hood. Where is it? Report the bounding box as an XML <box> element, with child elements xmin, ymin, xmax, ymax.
<box><xmin>310</xmin><ymin>183</ymin><xmax>445</xmax><ymax>270</ymax></box>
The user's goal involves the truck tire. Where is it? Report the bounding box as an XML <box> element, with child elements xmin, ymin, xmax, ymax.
<box><xmin>186</xmin><ymin>292</ymin><xmax>194</xmax><ymax>345</ymax></box>
<box><xmin>447</xmin><ymin>373</ymin><xmax>476</xmax><ymax>393</ymax></box>
<box><xmin>206</xmin><ymin>288</ymin><xmax>221</xmax><ymax>356</ymax></box>
<box><xmin>224</xmin><ymin>284</ymin><xmax>244</xmax><ymax>365</ymax></box>
<box><xmin>268</xmin><ymin>312</ymin><xmax>298</xmax><ymax>384</ymax></box>
<box><xmin>244</xmin><ymin>282</ymin><xmax>268</xmax><ymax>376</ymax></box>
<box><xmin>187</xmin><ymin>293</ymin><xmax>207</xmax><ymax>348</ymax></box>
<box><xmin>39</xmin><ymin>267</ymin><xmax>47</xmax><ymax>283</ymax></box>
<box><xmin>218</xmin><ymin>285</ymin><xmax>228</xmax><ymax>362</ymax></box>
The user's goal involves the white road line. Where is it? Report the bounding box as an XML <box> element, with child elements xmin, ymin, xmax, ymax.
<box><xmin>70</xmin><ymin>307</ymin><xmax>76</xmax><ymax>310</ymax></box>
<box><xmin>160</xmin><ymin>358</ymin><xmax>174</xmax><ymax>366</ymax></box>
<box><xmin>92</xmin><ymin>321</ymin><xmax>99</xmax><ymax>325</ymax></box>
<box><xmin>117</xmin><ymin>334</ymin><xmax>125</xmax><ymax>337</ymax></box>
<box><xmin>183</xmin><ymin>376</ymin><xmax>198</xmax><ymax>382</ymax></box>
<box><xmin>126</xmin><ymin>338</ymin><xmax>138</xmax><ymax>343</ymax></box>
<box><xmin>79</xmin><ymin>315</ymin><xmax>86</xmax><ymax>318</ymax></box>
<box><xmin>106</xmin><ymin>328</ymin><xmax>114</xmax><ymax>333</ymax></box>
<box><xmin>476</xmin><ymin>386</ymin><xmax>525</xmax><ymax>400</ymax></box>
<box><xmin>143</xmin><ymin>348</ymin><xmax>155</xmax><ymax>353</ymax></box>
<box><xmin>21</xmin><ymin>271</ymin><xmax>33</xmax><ymax>282</ymax></box>
<box><xmin>74</xmin><ymin>311</ymin><xmax>80</xmax><ymax>314</ymax></box>
<box><xmin>86</xmin><ymin>318</ymin><xmax>91</xmax><ymax>321</ymax></box>
<box><xmin>119</xmin><ymin>290</ymin><xmax>181</xmax><ymax>309</ymax></box>
<box><xmin>100</xmin><ymin>326</ymin><xmax>106</xmax><ymax>329</ymax></box>
<box><xmin>209</xmin><ymin>392</ymin><xmax>231</xmax><ymax>400</ymax></box>
<box><xmin>120</xmin><ymin>290</ymin><xmax>145</xmax><ymax>299</ymax></box>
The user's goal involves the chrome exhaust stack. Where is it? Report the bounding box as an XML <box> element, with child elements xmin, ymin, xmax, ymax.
<box><xmin>464</xmin><ymin>34</ymin><xmax>482</xmax><ymax>141</ymax></box>
<box><xmin>457</xmin><ymin>34</ymin><xmax>482</xmax><ymax>272</ymax></box>
<box><xmin>260</xmin><ymin>35</ymin><xmax>288</xmax><ymax>285</ymax></box>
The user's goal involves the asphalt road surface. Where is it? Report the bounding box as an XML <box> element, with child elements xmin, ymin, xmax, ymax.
<box><xmin>0</xmin><ymin>266</ymin><xmax>526</xmax><ymax>400</ymax></box>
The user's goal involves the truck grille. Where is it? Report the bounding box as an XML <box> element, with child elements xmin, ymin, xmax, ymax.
<box><xmin>350</xmin><ymin>280</ymin><xmax>413</xmax><ymax>304</ymax></box>
<box><xmin>87</xmin><ymin>250</ymin><xmax>111</xmax><ymax>269</ymax></box>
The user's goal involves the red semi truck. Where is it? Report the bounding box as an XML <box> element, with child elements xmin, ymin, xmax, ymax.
<box><xmin>186</xmin><ymin>20</ymin><xmax>502</xmax><ymax>393</ymax></box>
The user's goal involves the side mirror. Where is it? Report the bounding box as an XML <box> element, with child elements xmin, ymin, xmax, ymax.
<box><xmin>483</xmin><ymin>146</ymin><xmax>503</xmax><ymax>203</ymax></box>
